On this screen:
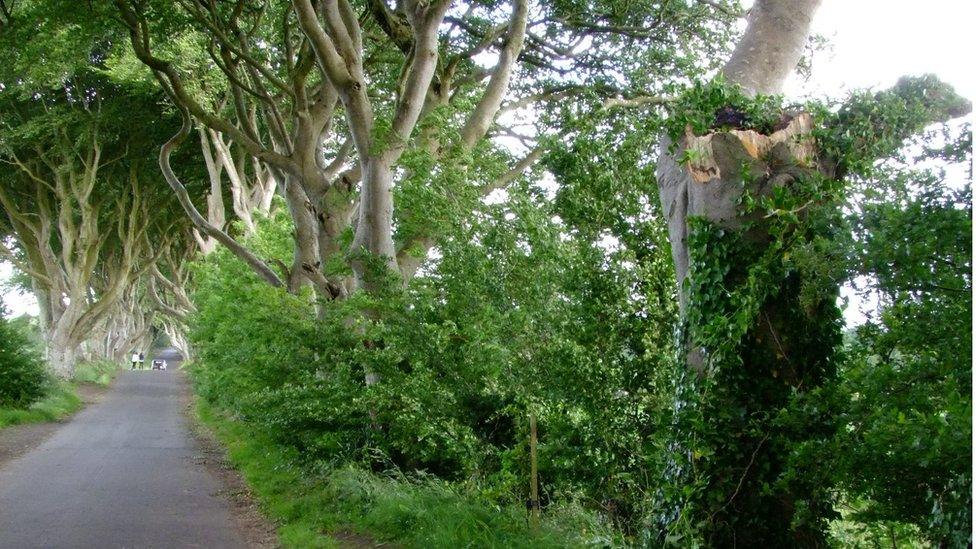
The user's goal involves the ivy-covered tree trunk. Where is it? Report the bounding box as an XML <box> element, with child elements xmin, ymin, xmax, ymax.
<box><xmin>656</xmin><ymin>121</ymin><xmax>843</xmax><ymax>545</ymax></box>
<box><xmin>653</xmin><ymin>2</ymin><xmax>972</xmax><ymax>545</ymax></box>
<box><xmin>653</xmin><ymin>0</ymin><xmax>838</xmax><ymax>544</ymax></box>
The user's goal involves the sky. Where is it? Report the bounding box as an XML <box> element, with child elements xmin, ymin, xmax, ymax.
<box><xmin>785</xmin><ymin>0</ymin><xmax>975</xmax><ymax>101</ymax></box>
<box><xmin>2</xmin><ymin>0</ymin><xmax>974</xmax><ymax>320</ymax></box>
<box><xmin>0</xmin><ymin>262</ymin><xmax>35</xmax><ymax>318</ymax></box>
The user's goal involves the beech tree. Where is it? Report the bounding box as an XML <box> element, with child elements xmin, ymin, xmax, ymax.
<box><xmin>0</xmin><ymin>71</ymin><xmax>193</xmax><ymax>375</ymax></box>
<box><xmin>90</xmin><ymin>282</ymin><xmax>155</xmax><ymax>363</ymax></box>
<box><xmin>194</xmin><ymin>125</ymin><xmax>278</xmax><ymax>254</ymax></box>
<box><xmin>103</xmin><ymin>2</ymin><xmax>970</xmax><ymax>541</ymax></box>
<box><xmin>648</xmin><ymin>1</ymin><xmax>971</xmax><ymax>544</ymax></box>
<box><xmin>2</xmin><ymin>1</ymin><xmax>969</xmax><ymax>544</ymax></box>
<box><xmin>0</xmin><ymin>1</ymin><xmax>198</xmax><ymax>373</ymax></box>
<box><xmin>107</xmin><ymin>0</ymin><xmax>737</xmax><ymax>300</ymax></box>
<box><xmin>147</xmin><ymin>234</ymin><xmax>198</xmax><ymax>358</ymax></box>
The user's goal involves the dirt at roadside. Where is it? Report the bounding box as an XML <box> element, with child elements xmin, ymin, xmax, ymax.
<box><xmin>0</xmin><ymin>422</ymin><xmax>61</xmax><ymax>468</ymax></box>
<box><xmin>180</xmin><ymin>376</ymin><xmax>280</xmax><ymax>549</ymax></box>
<box><xmin>0</xmin><ymin>383</ymin><xmax>109</xmax><ymax>469</ymax></box>
<box><xmin>76</xmin><ymin>383</ymin><xmax>107</xmax><ymax>403</ymax></box>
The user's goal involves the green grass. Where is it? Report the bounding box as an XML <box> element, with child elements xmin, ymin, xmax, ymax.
<box><xmin>196</xmin><ymin>399</ymin><xmax>622</xmax><ymax>548</ymax></box>
<box><xmin>0</xmin><ymin>360</ymin><xmax>122</xmax><ymax>429</ymax></box>
<box><xmin>0</xmin><ymin>382</ymin><xmax>83</xmax><ymax>428</ymax></box>
<box><xmin>72</xmin><ymin>360</ymin><xmax>123</xmax><ymax>386</ymax></box>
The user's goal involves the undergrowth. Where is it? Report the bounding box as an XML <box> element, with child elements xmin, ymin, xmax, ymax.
<box><xmin>195</xmin><ymin>396</ymin><xmax>621</xmax><ymax>548</ymax></box>
<box><xmin>0</xmin><ymin>382</ymin><xmax>82</xmax><ymax>429</ymax></box>
<box><xmin>72</xmin><ymin>359</ymin><xmax>123</xmax><ymax>386</ymax></box>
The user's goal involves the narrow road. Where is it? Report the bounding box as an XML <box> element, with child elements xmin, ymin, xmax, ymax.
<box><xmin>0</xmin><ymin>353</ymin><xmax>250</xmax><ymax>549</ymax></box>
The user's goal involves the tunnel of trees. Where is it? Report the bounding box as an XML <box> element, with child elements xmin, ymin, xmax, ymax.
<box><xmin>0</xmin><ymin>0</ymin><xmax>971</xmax><ymax>546</ymax></box>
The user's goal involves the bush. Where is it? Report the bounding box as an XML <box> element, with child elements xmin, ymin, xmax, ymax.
<box><xmin>0</xmin><ymin>382</ymin><xmax>82</xmax><ymax>429</ymax></box>
<box><xmin>827</xmin><ymin>125</ymin><xmax>973</xmax><ymax>546</ymax></box>
<box><xmin>186</xmin><ymin>200</ymin><xmax>675</xmax><ymax>537</ymax></box>
<box><xmin>0</xmin><ymin>303</ymin><xmax>49</xmax><ymax>408</ymax></box>
<box><xmin>197</xmin><ymin>398</ymin><xmax>621</xmax><ymax>548</ymax></box>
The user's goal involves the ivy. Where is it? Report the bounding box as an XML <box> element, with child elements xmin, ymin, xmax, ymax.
<box><xmin>654</xmin><ymin>81</ymin><xmax>856</xmax><ymax>544</ymax></box>
<box><xmin>656</xmin><ymin>178</ymin><xmax>846</xmax><ymax>544</ymax></box>
<box><xmin>812</xmin><ymin>74</ymin><xmax>972</xmax><ymax>179</ymax></box>
<box><xmin>664</xmin><ymin>78</ymin><xmax>786</xmax><ymax>146</ymax></box>
<box><xmin>651</xmin><ymin>72</ymin><xmax>971</xmax><ymax>546</ymax></box>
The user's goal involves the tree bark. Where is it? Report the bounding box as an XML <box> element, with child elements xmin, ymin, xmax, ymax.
<box><xmin>158</xmin><ymin>106</ymin><xmax>285</xmax><ymax>288</ymax></box>
<box><xmin>46</xmin><ymin>335</ymin><xmax>79</xmax><ymax>378</ymax></box>
<box><xmin>349</xmin><ymin>157</ymin><xmax>398</xmax><ymax>290</ymax></box>
<box><xmin>283</xmin><ymin>174</ymin><xmax>327</xmax><ymax>294</ymax></box>
<box><xmin>653</xmin><ymin>1</ymin><xmax>828</xmax><ymax>544</ymax></box>
<box><xmin>195</xmin><ymin>127</ymin><xmax>227</xmax><ymax>255</ymax></box>
<box><xmin>720</xmin><ymin>0</ymin><xmax>822</xmax><ymax>97</ymax></box>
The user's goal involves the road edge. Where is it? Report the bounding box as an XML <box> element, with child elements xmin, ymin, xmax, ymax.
<box><xmin>179</xmin><ymin>373</ymin><xmax>281</xmax><ymax>549</ymax></box>
<box><xmin>0</xmin><ymin>381</ymin><xmax>111</xmax><ymax>469</ymax></box>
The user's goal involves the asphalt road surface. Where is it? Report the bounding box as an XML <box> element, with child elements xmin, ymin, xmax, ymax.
<box><xmin>0</xmin><ymin>350</ymin><xmax>249</xmax><ymax>548</ymax></box>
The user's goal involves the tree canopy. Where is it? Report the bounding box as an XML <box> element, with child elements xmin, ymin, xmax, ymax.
<box><xmin>0</xmin><ymin>0</ymin><xmax>971</xmax><ymax>546</ymax></box>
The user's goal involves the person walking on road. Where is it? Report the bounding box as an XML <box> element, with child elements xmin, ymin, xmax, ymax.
<box><xmin>131</xmin><ymin>352</ymin><xmax>139</xmax><ymax>370</ymax></box>
<box><xmin>138</xmin><ymin>352</ymin><xmax>145</xmax><ymax>369</ymax></box>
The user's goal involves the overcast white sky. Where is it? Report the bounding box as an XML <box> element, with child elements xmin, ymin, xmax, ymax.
<box><xmin>2</xmin><ymin>1</ymin><xmax>973</xmax><ymax>320</ymax></box>
<box><xmin>786</xmin><ymin>0</ymin><xmax>975</xmax><ymax>101</ymax></box>
<box><xmin>0</xmin><ymin>262</ymin><xmax>33</xmax><ymax>317</ymax></box>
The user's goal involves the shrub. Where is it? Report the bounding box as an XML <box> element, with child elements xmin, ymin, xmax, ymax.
<box><xmin>828</xmin><ymin>125</ymin><xmax>973</xmax><ymax>546</ymax></box>
<box><xmin>0</xmin><ymin>382</ymin><xmax>82</xmax><ymax>429</ymax></box>
<box><xmin>0</xmin><ymin>303</ymin><xmax>49</xmax><ymax>408</ymax></box>
<box><xmin>186</xmin><ymin>198</ymin><xmax>676</xmax><ymax>535</ymax></box>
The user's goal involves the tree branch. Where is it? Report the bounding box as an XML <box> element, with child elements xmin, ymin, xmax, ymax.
<box><xmin>158</xmin><ymin>103</ymin><xmax>285</xmax><ymax>288</ymax></box>
<box><xmin>459</xmin><ymin>0</ymin><xmax>529</xmax><ymax>150</ymax></box>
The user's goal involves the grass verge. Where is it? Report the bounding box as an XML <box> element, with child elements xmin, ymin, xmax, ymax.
<box><xmin>0</xmin><ymin>382</ymin><xmax>82</xmax><ymax>429</ymax></box>
<box><xmin>195</xmin><ymin>398</ymin><xmax>620</xmax><ymax>548</ymax></box>
<box><xmin>72</xmin><ymin>359</ymin><xmax>124</xmax><ymax>386</ymax></box>
<box><xmin>0</xmin><ymin>360</ymin><xmax>122</xmax><ymax>429</ymax></box>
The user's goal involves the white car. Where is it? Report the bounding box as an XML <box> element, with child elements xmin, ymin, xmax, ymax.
<box><xmin>151</xmin><ymin>359</ymin><xmax>168</xmax><ymax>370</ymax></box>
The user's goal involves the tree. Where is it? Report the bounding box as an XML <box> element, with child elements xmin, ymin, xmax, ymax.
<box><xmin>0</xmin><ymin>0</ymin><xmax>204</xmax><ymax>373</ymax></box>
<box><xmin>107</xmin><ymin>0</ymin><xmax>738</xmax><ymax>302</ymax></box>
<box><xmin>147</xmin><ymin>231</ymin><xmax>199</xmax><ymax>358</ymax></box>
<box><xmin>649</xmin><ymin>1</ymin><xmax>971</xmax><ymax>544</ymax></box>
<box><xmin>833</xmin><ymin>124</ymin><xmax>972</xmax><ymax>546</ymax></box>
<box><xmin>0</xmin><ymin>73</ymin><xmax>193</xmax><ymax>375</ymax></box>
<box><xmin>3</xmin><ymin>1</ymin><xmax>969</xmax><ymax>544</ymax></box>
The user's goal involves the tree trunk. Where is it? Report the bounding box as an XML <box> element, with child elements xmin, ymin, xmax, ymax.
<box><xmin>653</xmin><ymin>1</ymin><xmax>831</xmax><ymax>545</ymax></box>
<box><xmin>163</xmin><ymin>323</ymin><xmax>192</xmax><ymax>361</ymax></box>
<box><xmin>349</xmin><ymin>157</ymin><xmax>398</xmax><ymax>292</ymax></box>
<box><xmin>46</xmin><ymin>345</ymin><xmax>78</xmax><ymax>379</ymax></box>
<box><xmin>660</xmin><ymin>0</ymin><xmax>821</xmax><ymax>304</ymax></box>
<box><xmin>656</xmin><ymin>114</ymin><xmax>840</xmax><ymax>545</ymax></box>
<box><xmin>46</xmin><ymin>322</ymin><xmax>81</xmax><ymax>378</ymax></box>
<box><xmin>719</xmin><ymin>0</ymin><xmax>821</xmax><ymax>97</ymax></box>
<box><xmin>283</xmin><ymin>175</ymin><xmax>324</xmax><ymax>293</ymax></box>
